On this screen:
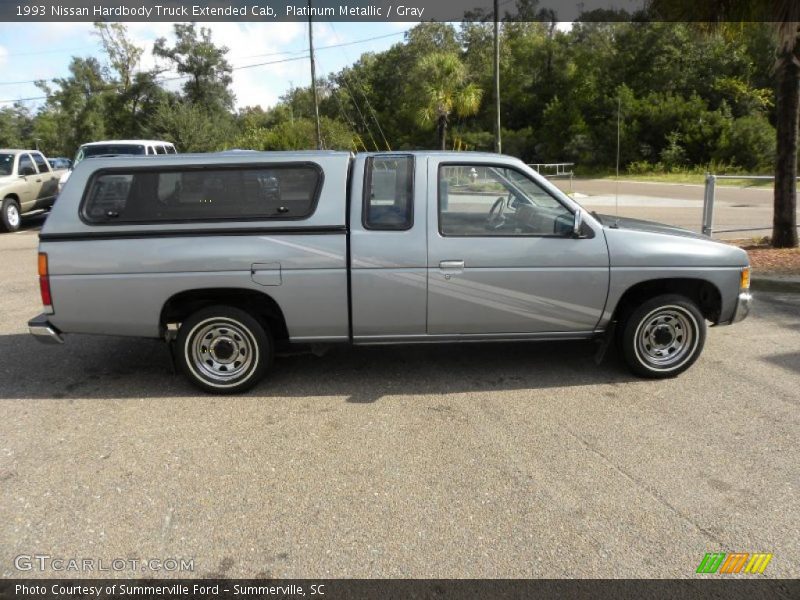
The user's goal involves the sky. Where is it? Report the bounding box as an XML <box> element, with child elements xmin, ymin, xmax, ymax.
<box><xmin>0</xmin><ymin>21</ymin><xmax>415</xmax><ymax>110</ymax></box>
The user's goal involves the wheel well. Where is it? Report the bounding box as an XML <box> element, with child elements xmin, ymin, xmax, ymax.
<box><xmin>612</xmin><ymin>278</ymin><xmax>722</xmax><ymax>324</ymax></box>
<box><xmin>160</xmin><ymin>288</ymin><xmax>289</xmax><ymax>342</ymax></box>
<box><xmin>3</xmin><ymin>194</ymin><xmax>19</xmax><ymax>203</ymax></box>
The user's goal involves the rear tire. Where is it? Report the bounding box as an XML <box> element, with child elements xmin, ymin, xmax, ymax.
<box><xmin>1</xmin><ymin>197</ymin><xmax>21</xmax><ymax>232</ymax></box>
<box><xmin>176</xmin><ymin>305</ymin><xmax>272</xmax><ymax>394</ymax></box>
<box><xmin>619</xmin><ymin>294</ymin><xmax>706</xmax><ymax>378</ymax></box>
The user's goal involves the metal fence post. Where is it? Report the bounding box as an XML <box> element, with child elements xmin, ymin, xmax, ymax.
<box><xmin>702</xmin><ymin>174</ymin><xmax>716</xmax><ymax>237</ymax></box>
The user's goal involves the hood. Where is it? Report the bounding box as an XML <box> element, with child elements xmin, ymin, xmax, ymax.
<box><xmin>0</xmin><ymin>174</ymin><xmax>15</xmax><ymax>185</ymax></box>
<box><xmin>595</xmin><ymin>213</ymin><xmax>706</xmax><ymax>240</ymax></box>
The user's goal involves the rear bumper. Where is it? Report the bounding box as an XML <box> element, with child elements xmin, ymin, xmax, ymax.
<box><xmin>28</xmin><ymin>314</ymin><xmax>64</xmax><ymax>344</ymax></box>
<box><xmin>731</xmin><ymin>291</ymin><xmax>752</xmax><ymax>324</ymax></box>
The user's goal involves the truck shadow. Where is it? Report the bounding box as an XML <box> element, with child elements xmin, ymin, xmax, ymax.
<box><xmin>0</xmin><ymin>333</ymin><xmax>637</xmax><ymax>401</ymax></box>
<box><xmin>19</xmin><ymin>210</ymin><xmax>48</xmax><ymax>232</ymax></box>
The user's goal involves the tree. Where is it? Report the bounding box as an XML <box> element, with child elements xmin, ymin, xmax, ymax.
<box><xmin>94</xmin><ymin>22</ymin><xmax>142</xmax><ymax>93</ymax></box>
<box><xmin>772</xmin><ymin>18</ymin><xmax>800</xmax><ymax>247</ymax></box>
<box><xmin>413</xmin><ymin>52</ymin><xmax>483</xmax><ymax>150</ymax></box>
<box><xmin>35</xmin><ymin>57</ymin><xmax>111</xmax><ymax>156</ymax></box>
<box><xmin>648</xmin><ymin>0</ymin><xmax>798</xmax><ymax>248</ymax></box>
<box><xmin>234</xmin><ymin>117</ymin><xmax>357</xmax><ymax>151</ymax></box>
<box><xmin>0</xmin><ymin>104</ymin><xmax>34</xmax><ymax>148</ymax></box>
<box><xmin>94</xmin><ymin>22</ymin><xmax>168</xmax><ymax>138</ymax></box>
<box><xmin>147</xmin><ymin>101</ymin><xmax>234</xmax><ymax>152</ymax></box>
<box><xmin>153</xmin><ymin>23</ymin><xmax>235</xmax><ymax>112</ymax></box>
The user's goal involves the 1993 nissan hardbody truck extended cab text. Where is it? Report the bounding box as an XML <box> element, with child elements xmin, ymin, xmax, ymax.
<box><xmin>28</xmin><ymin>151</ymin><xmax>752</xmax><ymax>393</ymax></box>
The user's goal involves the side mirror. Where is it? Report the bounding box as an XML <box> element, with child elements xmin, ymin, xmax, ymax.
<box><xmin>20</xmin><ymin>166</ymin><xmax>36</xmax><ymax>177</ymax></box>
<box><xmin>572</xmin><ymin>209</ymin><xmax>583</xmax><ymax>238</ymax></box>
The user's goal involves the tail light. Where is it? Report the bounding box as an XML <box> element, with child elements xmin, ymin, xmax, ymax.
<box><xmin>38</xmin><ymin>252</ymin><xmax>53</xmax><ymax>313</ymax></box>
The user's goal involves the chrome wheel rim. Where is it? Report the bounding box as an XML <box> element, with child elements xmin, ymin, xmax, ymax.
<box><xmin>634</xmin><ymin>306</ymin><xmax>698</xmax><ymax>371</ymax></box>
<box><xmin>186</xmin><ymin>317</ymin><xmax>258</xmax><ymax>386</ymax></box>
<box><xmin>6</xmin><ymin>204</ymin><xmax>19</xmax><ymax>228</ymax></box>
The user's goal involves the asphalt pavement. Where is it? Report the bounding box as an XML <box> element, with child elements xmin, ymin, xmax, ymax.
<box><xmin>0</xmin><ymin>217</ymin><xmax>798</xmax><ymax>579</ymax></box>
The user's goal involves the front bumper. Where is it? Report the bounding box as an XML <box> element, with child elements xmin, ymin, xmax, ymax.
<box><xmin>731</xmin><ymin>291</ymin><xmax>752</xmax><ymax>324</ymax></box>
<box><xmin>28</xmin><ymin>313</ymin><xmax>64</xmax><ymax>344</ymax></box>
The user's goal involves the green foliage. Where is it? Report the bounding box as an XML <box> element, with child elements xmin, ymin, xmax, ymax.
<box><xmin>412</xmin><ymin>51</ymin><xmax>483</xmax><ymax>150</ymax></box>
<box><xmin>0</xmin><ymin>19</ymin><xmax>784</xmax><ymax>173</ymax></box>
<box><xmin>0</xmin><ymin>105</ymin><xmax>33</xmax><ymax>149</ymax></box>
<box><xmin>147</xmin><ymin>102</ymin><xmax>234</xmax><ymax>152</ymax></box>
<box><xmin>716</xmin><ymin>115</ymin><xmax>776</xmax><ymax>171</ymax></box>
<box><xmin>233</xmin><ymin>117</ymin><xmax>357</xmax><ymax>151</ymax></box>
<box><xmin>153</xmin><ymin>24</ymin><xmax>234</xmax><ymax>113</ymax></box>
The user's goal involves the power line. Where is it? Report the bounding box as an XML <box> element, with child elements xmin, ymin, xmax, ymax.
<box><xmin>327</xmin><ymin>21</ymin><xmax>391</xmax><ymax>151</ymax></box>
<box><xmin>0</xmin><ymin>44</ymin><xmax>100</xmax><ymax>58</ymax></box>
<box><xmin>0</xmin><ymin>55</ymin><xmax>310</xmax><ymax>104</ymax></box>
<box><xmin>314</xmin><ymin>53</ymin><xmax>374</xmax><ymax>152</ymax></box>
<box><xmin>0</xmin><ymin>28</ymin><xmax>410</xmax><ymax>105</ymax></box>
<box><xmin>0</xmin><ymin>30</ymin><xmax>407</xmax><ymax>87</ymax></box>
<box><xmin>234</xmin><ymin>30</ymin><xmax>406</xmax><ymax>61</ymax></box>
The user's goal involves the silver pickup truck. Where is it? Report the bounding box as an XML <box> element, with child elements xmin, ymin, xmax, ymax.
<box><xmin>28</xmin><ymin>151</ymin><xmax>751</xmax><ymax>393</ymax></box>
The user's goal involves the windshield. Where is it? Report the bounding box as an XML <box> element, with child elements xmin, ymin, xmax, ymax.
<box><xmin>0</xmin><ymin>154</ymin><xmax>14</xmax><ymax>176</ymax></box>
<box><xmin>74</xmin><ymin>144</ymin><xmax>146</xmax><ymax>166</ymax></box>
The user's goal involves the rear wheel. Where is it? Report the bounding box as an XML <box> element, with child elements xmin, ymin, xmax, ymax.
<box><xmin>1</xmin><ymin>197</ymin><xmax>21</xmax><ymax>232</ymax></box>
<box><xmin>176</xmin><ymin>305</ymin><xmax>272</xmax><ymax>394</ymax></box>
<box><xmin>619</xmin><ymin>294</ymin><xmax>706</xmax><ymax>378</ymax></box>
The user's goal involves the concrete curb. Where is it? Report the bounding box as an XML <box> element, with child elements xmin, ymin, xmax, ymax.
<box><xmin>751</xmin><ymin>275</ymin><xmax>800</xmax><ymax>294</ymax></box>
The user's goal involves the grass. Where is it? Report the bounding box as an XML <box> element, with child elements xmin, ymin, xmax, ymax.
<box><xmin>586</xmin><ymin>172</ymin><xmax>774</xmax><ymax>188</ymax></box>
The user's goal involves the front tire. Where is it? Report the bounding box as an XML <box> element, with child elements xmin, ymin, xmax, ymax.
<box><xmin>176</xmin><ymin>306</ymin><xmax>272</xmax><ymax>394</ymax></box>
<box><xmin>1</xmin><ymin>197</ymin><xmax>21</xmax><ymax>232</ymax></box>
<box><xmin>619</xmin><ymin>294</ymin><xmax>706</xmax><ymax>378</ymax></box>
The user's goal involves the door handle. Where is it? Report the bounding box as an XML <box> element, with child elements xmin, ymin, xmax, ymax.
<box><xmin>439</xmin><ymin>260</ymin><xmax>465</xmax><ymax>270</ymax></box>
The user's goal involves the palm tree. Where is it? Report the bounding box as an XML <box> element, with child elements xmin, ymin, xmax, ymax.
<box><xmin>415</xmin><ymin>52</ymin><xmax>483</xmax><ymax>150</ymax></box>
<box><xmin>649</xmin><ymin>1</ymin><xmax>799</xmax><ymax>248</ymax></box>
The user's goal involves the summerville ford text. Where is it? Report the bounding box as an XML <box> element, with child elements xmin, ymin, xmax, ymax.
<box><xmin>15</xmin><ymin>584</ymin><xmax>319</xmax><ymax>597</ymax></box>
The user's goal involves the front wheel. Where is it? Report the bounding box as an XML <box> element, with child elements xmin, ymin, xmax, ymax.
<box><xmin>1</xmin><ymin>197</ymin><xmax>21</xmax><ymax>232</ymax></box>
<box><xmin>176</xmin><ymin>306</ymin><xmax>272</xmax><ymax>394</ymax></box>
<box><xmin>619</xmin><ymin>294</ymin><xmax>706</xmax><ymax>378</ymax></box>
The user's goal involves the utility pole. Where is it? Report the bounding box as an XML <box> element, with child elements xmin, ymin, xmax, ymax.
<box><xmin>493</xmin><ymin>0</ymin><xmax>501</xmax><ymax>154</ymax></box>
<box><xmin>308</xmin><ymin>0</ymin><xmax>323</xmax><ymax>150</ymax></box>
<box><xmin>615</xmin><ymin>95</ymin><xmax>621</xmax><ymax>216</ymax></box>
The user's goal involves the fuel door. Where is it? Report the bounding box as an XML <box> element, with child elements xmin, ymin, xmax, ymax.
<box><xmin>251</xmin><ymin>262</ymin><xmax>281</xmax><ymax>286</ymax></box>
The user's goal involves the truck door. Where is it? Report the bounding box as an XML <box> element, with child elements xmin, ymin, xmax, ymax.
<box><xmin>349</xmin><ymin>154</ymin><xmax>428</xmax><ymax>341</ymax></box>
<box><xmin>31</xmin><ymin>152</ymin><xmax>57</xmax><ymax>201</ymax></box>
<box><xmin>16</xmin><ymin>153</ymin><xmax>37</xmax><ymax>211</ymax></box>
<box><xmin>426</xmin><ymin>157</ymin><xmax>609</xmax><ymax>336</ymax></box>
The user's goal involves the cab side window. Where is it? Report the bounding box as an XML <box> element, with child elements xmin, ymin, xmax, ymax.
<box><xmin>438</xmin><ymin>164</ymin><xmax>573</xmax><ymax>237</ymax></box>
<box><xmin>18</xmin><ymin>154</ymin><xmax>36</xmax><ymax>175</ymax></box>
<box><xmin>32</xmin><ymin>153</ymin><xmax>49</xmax><ymax>173</ymax></box>
<box><xmin>363</xmin><ymin>156</ymin><xmax>413</xmax><ymax>231</ymax></box>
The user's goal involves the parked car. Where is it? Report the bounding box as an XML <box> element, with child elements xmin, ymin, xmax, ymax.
<box><xmin>47</xmin><ymin>157</ymin><xmax>72</xmax><ymax>170</ymax></box>
<box><xmin>0</xmin><ymin>149</ymin><xmax>68</xmax><ymax>232</ymax></box>
<box><xmin>58</xmin><ymin>139</ymin><xmax>176</xmax><ymax>193</ymax></box>
<box><xmin>29</xmin><ymin>151</ymin><xmax>751</xmax><ymax>393</ymax></box>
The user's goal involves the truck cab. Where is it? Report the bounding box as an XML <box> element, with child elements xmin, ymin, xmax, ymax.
<box><xmin>29</xmin><ymin>151</ymin><xmax>751</xmax><ymax>393</ymax></box>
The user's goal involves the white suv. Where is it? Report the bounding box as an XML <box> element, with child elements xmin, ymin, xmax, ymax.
<box><xmin>58</xmin><ymin>140</ymin><xmax>177</xmax><ymax>193</ymax></box>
